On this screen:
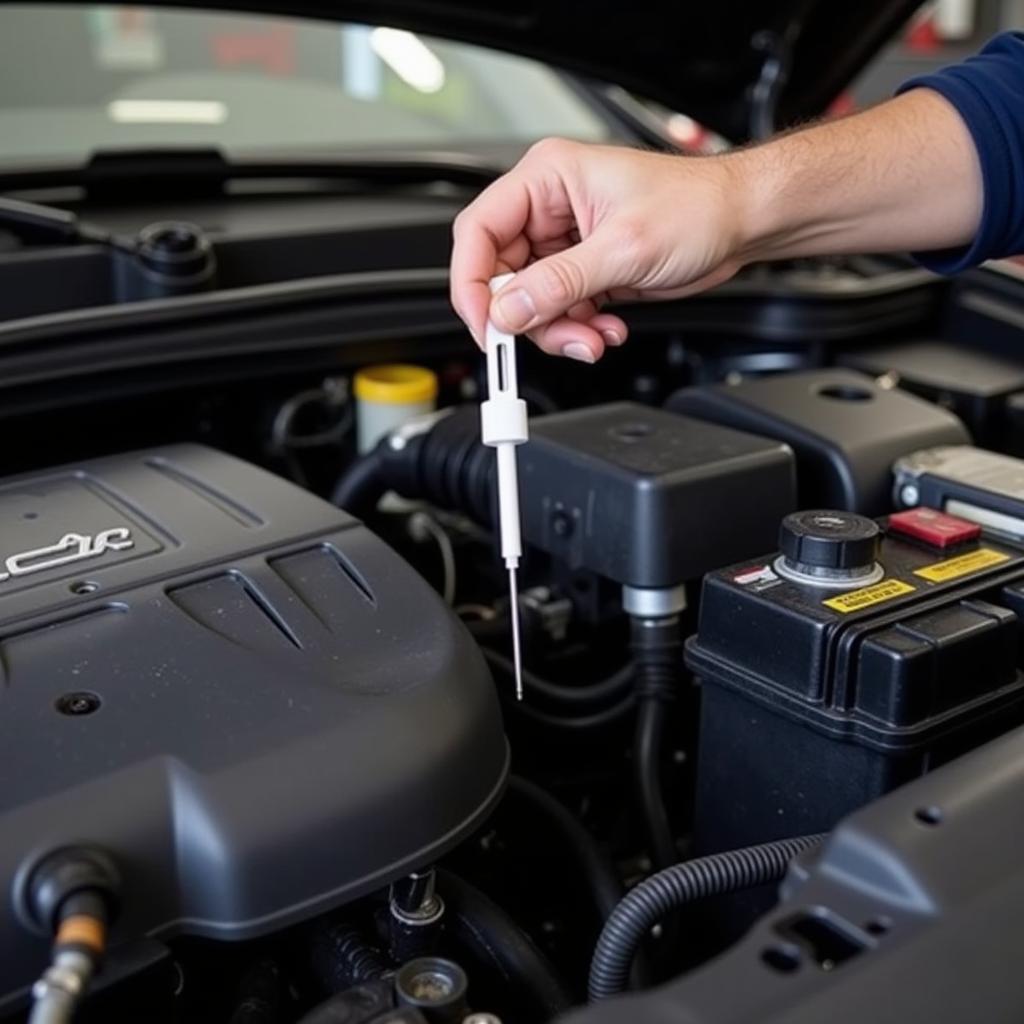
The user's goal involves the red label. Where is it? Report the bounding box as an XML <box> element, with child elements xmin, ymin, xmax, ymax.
<box><xmin>888</xmin><ymin>508</ymin><xmax>981</xmax><ymax>549</ymax></box>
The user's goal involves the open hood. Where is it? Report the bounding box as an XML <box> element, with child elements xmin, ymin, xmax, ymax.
<box><xmin>35</xmin><ymin>0</ymin><xmax>925</xmax><ymax>140</ymax></box>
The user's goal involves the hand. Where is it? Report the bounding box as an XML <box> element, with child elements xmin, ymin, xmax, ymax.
<box><xmin>450</xmin><ymin>138</ymin><xmax>747</xmax><ymax>361</ymax></box>
<box><xmin>451</xmin><ymin>90</ymin><xmax>985</xmax><ymax>362</ymax></box>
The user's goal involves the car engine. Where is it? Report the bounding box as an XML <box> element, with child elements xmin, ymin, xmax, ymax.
<box><xmin>4</xmin><ymin>244</ymin><xmax>1024</xmax><ymax>1024</ymax></box>
<box><xmin>0</xmin><ymin>445</ymin><xmax>505</xmax><ymax>1017</ymax></box>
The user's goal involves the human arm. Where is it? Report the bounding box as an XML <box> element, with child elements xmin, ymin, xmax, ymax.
<box><xmin>450</xmin><ymin>34</ymin><xmax>1024</xmax><ymax>361</ymax></box>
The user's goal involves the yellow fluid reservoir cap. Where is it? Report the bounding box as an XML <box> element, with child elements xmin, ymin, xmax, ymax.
<box><xmin>354</xmin><ymin>364</ymin><xmax>438</xmax><ymax>405</ymax></box>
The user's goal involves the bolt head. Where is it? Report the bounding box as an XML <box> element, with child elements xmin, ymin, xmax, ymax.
<box><xmin>900</xmin><ymin>484</ymin><xmax>920</xmax><ymax>507</ymax></box>
<box><xmin>55</xmin><ymin>692</ymin><xmax>101</xmax><ymax>716</ymax></box>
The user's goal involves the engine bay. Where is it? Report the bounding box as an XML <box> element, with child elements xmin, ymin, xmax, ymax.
<box><xmin>5</xmin><ymin>189</ymin><xmax>1024</xmax><ymax>1024</ymax></box>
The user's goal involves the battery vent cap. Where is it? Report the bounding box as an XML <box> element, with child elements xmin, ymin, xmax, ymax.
<box><xmin>780</xmin><ymin>510</ymin><xmax>880</xmax><ymax>572</ymax></box>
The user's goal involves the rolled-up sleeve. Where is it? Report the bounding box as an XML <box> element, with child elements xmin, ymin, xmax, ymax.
<box><xmin>897</xmin><ymin>31</ymin><xmax>1024</xmax><ymax>273</ymax></box>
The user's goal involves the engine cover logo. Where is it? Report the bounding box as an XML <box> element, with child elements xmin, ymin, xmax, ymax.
<box><xmin>0</xmin><ymin>527</ymin><xmax>134</xmax><ymax>583</ymax></box>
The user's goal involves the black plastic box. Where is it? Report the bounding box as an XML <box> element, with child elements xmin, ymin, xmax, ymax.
<box><xmin>842</xmin><ymin>339</ymin><xmax>1024</xmax><ymax>451</ymax></box>
<box><xmin>687</xmin><ymin>519</ymin><xmax>1024</xmax><ymax>855</ymax></box>
<box><xmin>519</xmin><ymin>402</ymin><xmax>796</xmax><ymax>588</ymax></box>
<box><xmin>667</xmin><ymin>369</ymin><xmax>970</xmax><ymax>514</ymax></box>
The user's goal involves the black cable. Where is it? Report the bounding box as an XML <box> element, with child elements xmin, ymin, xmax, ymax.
<box><xmin>587</xmin><ymin>833</ymin><xmax>827</xmax><ymax>1002</ymax></box>
<box><xmin>503</xmin><ymin>777</ymin><xmax>652</xmax><ymax>989</ymax></box>
<box><xmin>630</xmin><ymin>616</ymin><xmax>683</xmax><ymax>871</ymax></box>
<box><xmin>505</xmin><ymin>776</ymin><xmax>622</xmax><ymax>922</ymax></box>
<box><xmin>25</xmin><ymin>848</ymin><xmax>119</xmax><ymax>1024</ymax></box>
<box><xmin>634</xmin><ymin>699</ymin><xmax>677</xmax><ymax>870</ymax></box>
<box><xmin>482</xmin><ymin>648</ymin><xmax>634</xmax><ymax>708</ymax></box>
<box><xmin>436</xmin><ymin>869</ymin><xmax>571</xmax><ymax>1022</ymax></box>
<box><xmin>512</xmin><ymin>692</ymin><xmax>636</xmax><ymax>731</ymax></box>
<box><xmin>330</xmin><ymin>450</ymin><xmax>386</xmax><ymax>517</ymax></box>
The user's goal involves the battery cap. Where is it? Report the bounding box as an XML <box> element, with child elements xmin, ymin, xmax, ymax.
<box><xmin>779</xmin><ymin>510</ymin><xmax>880</xmax><ymax>571</ymax></box>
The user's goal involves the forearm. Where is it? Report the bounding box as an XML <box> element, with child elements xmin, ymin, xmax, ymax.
<box><xmin>727</xmin><ymin>89</ymin><xmax>983</xmax><ymax>264</ymax></box>
<box><xmin>450</xmin><ymin>36</ymin><xmax>1016</xmax><ymax>358</ymax></box>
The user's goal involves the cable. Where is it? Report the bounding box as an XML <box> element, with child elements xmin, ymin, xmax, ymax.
<box><xmin>629</xmin><ymin>615</ymin><xmax>684</xmax><ymax>871</ymax></box>
<box><xmin>634</xmin><ymin>698</ymin><xmax>677</xmax><ymax>870</ymax></box>
<box><xmin>271</xmin><ymin>379</ymin><xmax>353</xmax><ymax>489</ymax></box>
<box><xmin>22</xmin><ymin>848</ymin><xmax>119</xmax><ymax>1024</ymax></box>
<box><xmin>505</xmin><ymin>776</ymin><xmax>622</xmax><ymax>923</ymax></box>
<box><xmin>481</xmin><ymin>648</ymin><xmax>634</xmax><ymax>708</ymax></box>
<box><xmin>408</xmin><ymin>511</ymin><xmax>457</xmax><ymax>605</ymax></box>
<box><xmin>501</xmin><ymin>778</ymin><xmax>651</xmax><ymax>991</ymax></box>
<box><xmin>507</xmin><ymin>690</ymin><xmax>635</xmax><ymax>731</ymax></box>
<box><xmin>271</xmin><ymin>380</ymin><xmax>352</xmax><ymax>452</ymax></box>
<box><xmin>29</xmin><ymin>892</ymin><xmax>108</xmax><ymax>1024</ymax></box>
<box><xmin>515</xmin><ymin>695</ymin><xmax>635</xmax><ymax>730</ymax></box>
<box><xmin>587</xmin><ymin>833</ymin><xmax>827</xmax><ymax>1002</ymax></box>
<box><xmin>435</xmin><ymin>869</ymin><xmax>571</xmax><ymax>1022</ymax></box>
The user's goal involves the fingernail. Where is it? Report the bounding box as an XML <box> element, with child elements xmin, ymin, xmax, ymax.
<box><xmin>495</xmin><ymin>289</ymin><xmax>536</xmax><ymax>332</ymax></box>
<box><xmin>601</xmin><ymin>328</ymin><xmax>624</xmax><ymax>347</ymax></box>
<box><xmin>562</xmin><ymin>342</ymin><xmax>596</xmax><ymax>364</ymax></box>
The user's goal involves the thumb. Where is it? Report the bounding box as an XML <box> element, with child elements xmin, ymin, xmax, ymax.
<box><xmin>489</xmin><ymin>230</ymin><xmax>624</xmax><ymax>333</ymax></box>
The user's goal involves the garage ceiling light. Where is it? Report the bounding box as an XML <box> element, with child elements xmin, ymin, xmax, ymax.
<box><xmin>370</xmin><ymin>27</ymin><xmax>446</xmax><ymax>94</ymax></box>
<box><xmin>107</xmin><ymin>100</ymin><xmax>228</xmax><ymax>124</ymax></box>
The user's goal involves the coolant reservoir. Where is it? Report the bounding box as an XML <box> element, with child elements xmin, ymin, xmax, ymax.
<box><xmin>354</xmin><ymin>364</ymin><xmax>438</xmax><ymax>452</ymax></box>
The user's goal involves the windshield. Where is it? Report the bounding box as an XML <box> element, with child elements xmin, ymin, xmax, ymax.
<box><xmin>0</xmin><ymin>5</ymin><xmax>612</xmax><ymax>166</ymax></box>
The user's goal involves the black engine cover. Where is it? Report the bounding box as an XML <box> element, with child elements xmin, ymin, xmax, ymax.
<box><xmin>0</xmin><ymin>445</ymin><xmax>506</xmax><ymax>1008</ymax></box>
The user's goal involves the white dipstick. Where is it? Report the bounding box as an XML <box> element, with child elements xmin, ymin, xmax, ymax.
<box><xmin>480</xmin><ymin>273</ymin><xmax>529</xmax><ymax>700</ymax></box>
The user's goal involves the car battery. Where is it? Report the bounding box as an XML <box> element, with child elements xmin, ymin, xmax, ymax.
<box><xmin>687</xmin><ymin>507</ymin><xmax>1024</xmax><ymax>856</ymax></box>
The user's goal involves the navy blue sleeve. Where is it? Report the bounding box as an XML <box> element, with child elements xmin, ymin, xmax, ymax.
<box><xmin>896</xmin><ymin>31</ymin><xmax>1024</xmax><ymax>274</ymax></box>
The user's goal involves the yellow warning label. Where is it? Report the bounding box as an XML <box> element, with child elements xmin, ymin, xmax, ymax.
<box><xmin>914</xmin><ymin>547</ymin><xmax>1010</xmax><ymax>583</ymax></box>
<box><xmin>824</xmin><ymin>578</ymin><xmax>916</xmax><ymax>614</ymax></box>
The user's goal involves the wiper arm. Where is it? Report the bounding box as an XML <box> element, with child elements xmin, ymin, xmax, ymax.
<box><xmin>0</xmin><ymin>147</ymin><xmax>503</xmax><ymax>199</ymax></box>
<box><xmin>0</xmin><ymin>196</ymin><xmax>110</xmax><ymax>247</ymax></box>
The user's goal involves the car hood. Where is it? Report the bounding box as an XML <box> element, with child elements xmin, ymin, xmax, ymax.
<box><xmin>32</xmin><ymin>0</ymin><xmax>924</xmax><ymax>140</ymax></box>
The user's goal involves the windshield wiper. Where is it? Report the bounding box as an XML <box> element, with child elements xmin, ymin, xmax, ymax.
<box><xmin>0</xmin><ymin>148</ymin><xmax>503</xmax><ymax>200</ymax></box>
<box><xmin>0</xmin><ymin>195</ymin><xmax>111</xmax><ymax>247</ymax></box>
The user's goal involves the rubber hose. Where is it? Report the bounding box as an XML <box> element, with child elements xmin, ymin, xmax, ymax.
<box><xmin>482</xmin><ymin>648</ymin><xmax>634</xmax><ymax>708</ymax></box>
<box><xmin>504</xmin><ymin>779</ymin><xmax>653</xmax><ymax>1008</ymax></box>
<box><xmin>634</xmin><ymin>698</ymin><xmax>677</xmax><ymax>870</ymax></box>
<box><xmin>515</xmin><ymin>693</ymin><xmax>635</xmax><ymax>731</ymax></box>
<box><xmin>412</xmin><ymin>407</ymin><xmax>493</xmax><ymax>522</ymax></box>
<box><xmin>330</xmin><ymin>450</ymin><xmax>385</xmax><ymax>516</ymax></box>
<box><xmin>435</xmin><ymin>869</ymin><xmax>571</xmax><ymax>1022</ymax></box>
<box><xmin>629</xmin><ymin>615</ymin><xmax>683</xmax><ymax>872</ymax></box>
<box><xmin>587</xmin><ymin>833</ymin><xmax>827</xmax><ymax>1002</ymax></box>
<box><xmin>506</xmin><ymin>776</ymin><xmax>622</xmax><ymax>922</ymax></box>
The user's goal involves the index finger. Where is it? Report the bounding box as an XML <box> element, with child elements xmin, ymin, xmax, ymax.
<box><xmin>450</xmin><ymin>170</ymin><xmax>533</xmax><ymax>344</ymax></box>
